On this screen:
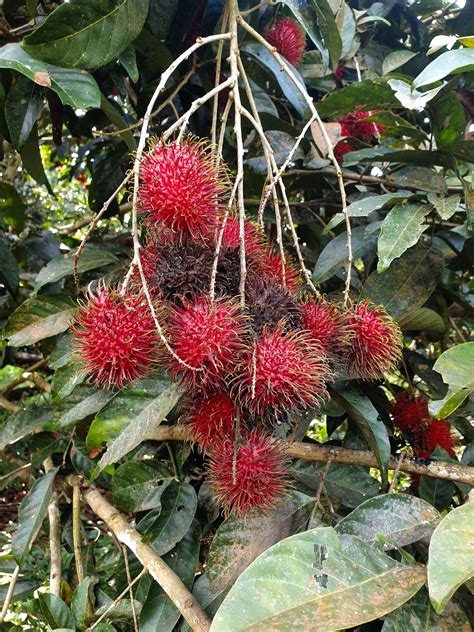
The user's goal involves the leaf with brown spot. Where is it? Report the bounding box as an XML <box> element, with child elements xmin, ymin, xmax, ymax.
<box><xmin>33</xmin><ymin>71</ymin><xmax>51</xmax><ymax>87</ymax></box>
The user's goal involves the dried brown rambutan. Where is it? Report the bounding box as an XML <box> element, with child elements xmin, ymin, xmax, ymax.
<box><xmin>235</xmin><ymin>323</ymin><xmax>330</xmax><ymax>415</ymax></box>
<box><xmin>207</xmin><ymin>429</ymin><xmax>289</xmax><ymax>516</ymax></box>
<box><xmin>138</xmin><ymin>137</ymin><xmax>227</xmax><ymax>240</ymax></box>
<box><xmin>345</xmin><ymin>301</ymin><xmax>403</xmax><ymax>379</ymax></box>
<box><xmin>167</xmin><ymin>295</ymin><xmax>248</xmax><ymax>391</ymax></box>
<box><xmin>72</xmin><ymin>286</ymin><xmax>158</xmax><ymax>388</ymax></box>
<box><xmin>301</xmin><ymin>297</ymin><xmax>349</xmax><ymax>358</ymax></box>
<box><xmin>264</xmin><ymin>17</ymin><xmax>306</xmax><ymax>67</ymax></box>
<box><xmin>182</xmin><ymin>392</ymin><xmax>237</xmax><ymax>451</ymax></box>
<box><xmin>245</xmin><ymin>276</ymin><xmax>301</xmax><ymax>335</ymax></box>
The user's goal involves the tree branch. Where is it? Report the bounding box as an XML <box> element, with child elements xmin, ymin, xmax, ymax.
<box><xmin>83</xmin><ymin>485</ymin><xmax>211</xmax><ymax>632</ymax></box>
<box><xmin>148</xmin><ymin>425</ymin><xmax>474</xmax><ymax>486</ymax></box>
<box><xmin>44</xmin><ymin>457</ymin><xmax>61</xmax><ymax>597</ymax></box>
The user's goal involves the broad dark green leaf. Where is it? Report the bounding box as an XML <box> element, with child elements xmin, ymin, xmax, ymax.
<box><xmin>137</xmin><ymin>481</ymin><xmax>197</xmax><ymax>556</ymax></box>
<box><xmin>325</xmin><ymin>191</ymin><xmax>411</xmax><ymax>231</ymax></box>
<box><xmin>377</xmin><ymin>203</ymin><xmax>430</xmax><ymax>272</ymax></box>
<box><xmin>0</xmin><ymin>580</ymin><xmax>38</xmax><ymax>605</ymax></box>
<box><xmin>100</xmin><ymin>93</ymin><xmax>136</xmax><ymax>151</ymax></box>
<box><xmin>97</xmin><ymin>380</ymin><xmax>184</xmax><ymax>469</ymax></box>
<box><xmin>51</xmin><ymin>363</ymin><xmax>86</xmax><ymax>400</ymax></box>
<box><xmin>0</xmin><ymin>43</ymin><xmax>100</xmax><ymax>109</ymax></box>
<box><xmin>4</xmin><ymin>294</ymin><xmax>76</xmax><ymax>347</ymax></box>
<box><xmin>207</xmin><ymin>491</ymin><xmax>314</xmax><ymax>593</ymax></box>
<box><xmin>0</xmin><ymin>242</ymin><xmax>19</xmax><ymax>295</ymax></box>
<box><xmin>282</xmin><ymin>0</ymin><xmax>342</xmax><ymax>69</ymax></box>
<box><xmin>429</xmin><ymin>388</ymin><xmax>471</xmax><ymax>419</ymax></box>
<box><xmin>361</xmin><ymin>244</ymin><xmax>444</xmax><ymax>318</ymax></box>
<box><xmin>419</xmin><ymin>476</ymin><xmax>455</xmax><ymax>512</ymax></box>
<box><xmin>414</xmin><ymin>48</ymin><xmax>474</xmax><ymax>88</ymax></box>
<box><xmin>119</xmin><ymin>46</ymin><xmax>139</xmax><ymax>82</ymax></box>
<box><xmin>387</xmin><ymin>166</ymin><xmax>447</xmax><ymax>194</ymax></box>
<box><xmin>139</xmin><ymin>520</ymin><xmax>201</xmax><ymax>632</ymax></box>
<box><xmin>12</xmin><ymin>468</ymin><xmax>57</xmax><ymax>564</ymax></box>
<box><xmin>5</xmin><ymin>75</ymin><xmax>43</xmax><ymax>149</ymax></box>
<box><xmin>397</xmin><ymin>307</ymin><xmax>446</xmax><ymax>336</ymax></box>
<box><xmin>0</xmin><ymin>182</ymin><xmax>26</xmax><ymax>232</ymax></box>
<box><xmin>112</xmin><ymin>461</ymin><xmax>174</xmax><ymax>512</ymax></box>
<box><xmin>20</xmin><ymin>123</ymin><xmax>53</xmax><ymax>192</ymax></box>
<box><xmin>55</xmin><ymin>385</ymin><xmax>115</xmax><ymax>427</ymax></box>
<box><xmin>71</xmin><ymin>577</ymin><xmax>96</xmax><ymax>631</ymax></box>
<box><xmin>34</xmin><ymin>245</ymin><xmax>119</xmax><ymax>292</ymax></box>
<box><xmin>179</xmin><ymin>574</ymin><xmax>228</xmax><ymax>632</ymax></box>
<box><xmin>211</xmin><ymin>528</ymin><xmax>426</xmax><ymax>631</ymax></box>
<box><xmin>23</xmin><ymin>0</ymin><xmax>150</xmax><ymax>70</ymax></box>
<box><xmin>39</xmin><ymin>593</ymin><xmax>76</xmax><ymax>630</ymax></box>
<box><xmin>241</xmin><ymin>43</ymin><xmax>308</xmax><ymax>117</ymax></box>
<box><xmin>336</xmin><ymin>493</ymin><xmax>441</xmax><ymax>548</ymax></box>
<box><xmin>316</xmin><ymin>81</ymin><xmax>395</xmax><ymax>119</ymax></box>
<box><xmin>428</xmin><ymin>502</ymin><xmax>474</xmax><ymax>613</ymax></box>
<box><xmin>0</xmin><ymin>405</ymin><xmax>54</xmax><ymax>450</ymax></box>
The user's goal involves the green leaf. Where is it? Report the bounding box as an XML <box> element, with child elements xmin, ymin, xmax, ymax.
<box><xmin>361</xmin><ymin>244</ymin><xmax>444</xmax><ymax>318</ymax></box>
<box><xmin>383</xmin><ymin>587</ymin><xmax>472</xmax><ymax>632</ymax></box>
<box><xmin>397</xmin><ymin>307</ymin><xmax>446</xmax><ymax>336</ymax></box>
<box><xmin>51</xmin><ymin>363</ymin><xmax>86</xmax><ymax>400</ymax></box>
<box><xmin>0</xmin><ymin>242</ymin><xmax>19</xmax><ymax>296</ymax></box>
<box><xmin>39</xmin><ymin>593</ymin><xmax>76</xmax><ymax>630</ymax></box>
<box><xmin>137</xmin><ymin>481</ymin><xmax>197</xmax><ymax>556</ymax></box>
<box><xmin>34</xmin><ymin>245</ymin><xmax>119</xmax><ymax>292</ymax></box>
<box><xmin>282</xmin><ymin>0</ymin><xmax>342</xmax><ymax>69</ymax></box>
<box><xmin>313</xmin><ymin>224</ymin><xmax>380</xmax><ymax>284</ymax></box>
<box><xmin>382</xmin><ymin>50</ymin><xmax>418</xmax><ymax>75</ymax></box>
<box><xmin>316</xmin><ymin>81</ymin><xmax>395</xmax><ymax>119</ymax></box>
<box><xmin>331</xmin><ymin>386</ymin><xmax>390</xmax><ymax>484</ymax></box>
<box><xmin>325</xmin><ymin>192</ymin><xmax>411</xmax><ymax>231</ymax></box>
<box><xmin>100</xmin><ymin>93</ymin><xmax>136</xmax><ymax>151</ymax></box>
<box><xmin>180</xmin><ymin>574</ymin><xmax>228</xmax><ymax>632</ymax></box>
<box><xmin>241</xmin><ymin>43</ymin><xmax>308</xmax><ymax>117</ymax></box>
<box><xmin>0</xmin><ymin>43</ymin><xmax>100</xmax><ymax>109</ymax></box>
<box><xmin>97</xmin><ymin>380</ymin><xmax>184</xmax><ymax>469</ymax></box>
<box><xmin>429</xmin><ymin>388</ymin><xmax>471</xmax><ymax>419</ymax></box>
<box><xmin>377</xmin><ymin>203</ymin><xmax>430</xmax><ymax>273</ymax></box>
<box><xmin>414</xmin><ymin>48</ymin><xmax>474</xmax><ymax>88</ymax></box>
<box><xmin>419</xmin><ymin>476</ymin><xmax>455</xmax><ymax>512</ymax></box>
<box><xmin>0</xmin><ymin>182</ymin><xmax>26</xmax><ymax>232</ymax></box>
<box><xmin>211</xmin><ymin>528</ymin><xmax>426</xmax><ymax>631</ymax></box>
<box><xmin>71</xmin><ymin>577</ymin><xmax>96</xmax><ymax>631</ymax></box>
<box><xmin>55</xmin><ymin>385</ymin><xmax>114</xmax><ymax>428</ymax></box>
<box><xmin>5</xmin><ymin>75</ymin><xmax>43</xmax><ymax>149</ymax></box>
<box><xmin>20</xmin><ymin>123</ymin><xmax>52</xmax><ymax>192</ymax></box>
<box><xmin>386</xmin><ymin>166</ymin><xmax>447</xmax><ymax>194</ymax></box>
<box><xmin>428</xmin><ymin>502</ymin><xmax>474</xmax><ymax>612</ymax></box>
<box><xmin>207</xmin><ymin>491</ymin><xmax>314</xmax><ymax>593</ymax></box>
<box><xmin>0</xmin><ymin>405</ymin><xmax>54</xmax><ymax>450</ymax></box>
<box><xmin>336</xmin><ymin>493</ymin><xmax>441</xmax><ymax>548</ymax></box>
<box><xmin>4</xmin><ymin>294</ymin><xmax>76</xmax><ymax>347</ymax></box>
<box><xmin>0</xmin><ymin>580</ymin><xmax>38</xmax><ymax>605</ymax></box>
<box><xmin>432</xmin><ymin>342</ymin><xmax>474</xmax><ymax>391</ymax></box>
<box><xmin>118</xmin><ymin>46</ymin><xmax>139</xmax><ymax>82</ymax></box>
<box><xmin>139</xmin><ymin>520</ymin><xmax>201</xmax><ymax>632</ymax></box>
<box><xmin>12</xmin><ymin>468</ymin><xmax>57</xmax><ymax>564</ymax></box>
<box><xmin>112</xmin><ymin>461</ymin><xmax>174</xmax><ymax>513</ymax></box>
<box><xmin>428</xmin><ymin>193</ymin><xmax>461</xmax><ymax>220</ymax></box>
<box><xmin>23</xmin><ymin>0</ymin><xmax>149</xmax><ymax>69</ymax></box>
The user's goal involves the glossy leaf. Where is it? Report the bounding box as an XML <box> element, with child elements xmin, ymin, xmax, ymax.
<box><xmin>55</xmin><ymin>385</ymin><xmax>115</xmax><ymax>428</ymax></box>
<box><xmin>4</xmin><ymin>294</ymin><xmax>76</xmax><ymax>347</ymax></box>
<box><xmin>39</xmin><ymin>593</ymin><xmax>76</xmax><ymax>630</ymax></box>
<box><xmin>12</xmin><ymin>468</ymin><xmax>57</xmax><ymax>564</ymax></box>
<box><xmin>20</xmin><ymin>123</ymin><xmax>52</xmax><ymax>192</ymax></box>
<box><xmin>0</xmin><ymin>405</ymin><xmax>54</xmax><ymax>451</ymax></box>
<box><xmin>397</xmin><ymin>307</ymin><xmax>446</xmax><ymax>335</ymax></box>
<box><xmin>382</xmin><ymin>50</ymin><xmax>418</xmax><ymax>74</ymax></box>
<box><xmin>22</xmin><ymin>0</ymin><xmax>150</xmax><ymax>70</ymax></box>
<box><xmin>325</xmin><ymin>191</ymin><xmax>411</xmax><ymax>231</ymax></box>
<box><xmin>0</xmin><ymin>242</ymin><xmax>19</xmax><ymax>296</ymax></box>
<box><xmin>414</xmin><ymin>48</ymin><xmax>474</xmax><ymax>88</ymax></box>
<box><xmin>71</xmin><ymin>577</ymin><xmax>96</xmax><ymax>631</ymax></box>
<box><xmin>0</xmin><ymin>43</ymin><xmax>100</xmax><ymax>109</ymax></box>
<box><xmin>211</xmin><ymin>528</ymin><xmax>426</xmax><ymax>631</ymax></box>
<box><xmin>377</xmin><ymin>203</ymin><xmax>430</xmax><ymax>272</ymax></box>
<box><xmin>316</xmin><ymin>81</ymin><xmax>395</xmax><ymax>119</ymax></box>
<box><xmin>336</xmin><ymin>493</ymin><xmax>441</xmax><ymax>548</ymax></box>
<box><xmin>428</xmin><ymin>502</ymin><xmax>474</xmax><ymax>612</ymax></box>
<box><xmin>112</xmin><ymin>460</ymin><xmax>174</xmax><ymax>513</ymax></box>
<box><xmin>5</xmin><ymin>75</ymin><xmax>43</xmax><ymax>149</ymax></box>
<box><xmin>432</xmin><ymin>342</ymin><xmax>474</xmax><ymax>391</ymax></box>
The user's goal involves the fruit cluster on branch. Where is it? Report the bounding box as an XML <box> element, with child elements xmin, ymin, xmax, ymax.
<box><xmin>72</xmin><ymin>136</ymin><xmax>403</xmax><ymax>516</ymax></box>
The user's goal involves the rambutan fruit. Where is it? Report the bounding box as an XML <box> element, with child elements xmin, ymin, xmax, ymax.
<box><xmin>72</xmin><ymin>287</ymin><xmax>158</xmax><ymax>388</ymax></box>
<box><xmin>182</xmin><ymin>392</ymin><xmax>237</xmax><ymax>451</ymax></box>
<box><xmin>138</xmin><ymin>137</ymin><xmax>227</xmax><ymax>240</ymax></box>
<box><xmin>264</xmin><ymin>17</ymin><xmax>306</xmax><ymax>67</ymax></box>
<box><xmin>167</xmin><ymin>295</ymin><xmax>248</xmax><ymax>391</ymax></box>
<box><xmin>390</xmin><ymin>391</ymin><xmax>430</xmax><ymax>435</ymax></box>
<box><xmin>246</xmin><ymin>276</ymin><xmax>302</xmax><ymax>334</ymax></box>
<box><xmin>334</xmin><ymin>140</ymin><xmax>354</xmax><ymax>161</ymax></box>
<box><xmin>219</xmin><ymin>215</ymin><xmax>266</xmax><ymax>261</ymax></box>
<box><xmin>414</xmin><ymin>419</ymin><xmax>458</xmax><ymax>459</ymax></box>
<box><xmin>258</xmin><ymin>250</ymin><xmax>302</xmax><ymax>295</ymax></box>
<box><xmin>301</xmin><ymin>297</ymin><xmax>348</xmax><ymax>357</ymax></box>
<box><xmin>345</xmin><ymin>301</ymin><xmax>402</xmax><ymax>380</ymax></box>
<box><xmin>207</xmin><ymin>429</ymin><xmax>289</xmax><ymax>516</ymax></box>
<box><xmin>339</xmin><ymin>109</ymin><xmax>384</xmax><ymax>142</ymax></box>
<box><xmin>235</xmin><ymin>324</ymin><xmax>330</xmax><ymax>415</ymax></box>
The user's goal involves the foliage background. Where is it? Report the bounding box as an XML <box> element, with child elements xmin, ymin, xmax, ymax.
<box><xmin>0</xmin><ymin>0</ymin><xmax>473</xmax><ymax>630</ymax></box>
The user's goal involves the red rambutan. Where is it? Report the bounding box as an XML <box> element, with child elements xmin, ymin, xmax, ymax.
<box><xmin>72</xmin><ymin>287</ymin><xmax>158</xmax><ymax>388</ymax></box>
<box><xmin>182</xmin><ymin>392</ymin><xmax>237</xmax><ymax>451</ymax></box>
<box><xmin>258</xmin><ymin>250</ymin><xmax>302</xmax><ymax>295</ymax></box>
<box><xmin>207</xmin><ymin>429</ymin><xmax>289</xmax><ymax>516</ymax></box>
<box><xmin>235</xmin><ymin>324</ymin><xmax>330</xmax><ymax>415</ymax></box>
<box><xmin>339</xmin><ymin>109</ymin><xmax>384</xmax><ymax>142</ymax></box>
<box><xmin>390</xmin><ymin>391</ymin><xmax>430</xmax><ymax>434</ymax></box>
<box><xmin>167</xmin><ymin>295</ymin><xmax>248</xmax><ymax>391</ymax></box>
<box><xmin>334</xmin><ymin>140</ymin><xmax>354</xmax><ymax>161</ymax></box>
<box><xmin>219</xmin><ymin>215</ymin><xmax>266</xmax><ymax>261</ymax></box>
<box><xmin>139</xmin><ymin>137</ymin><xmax>227</xmax><ymax>240</ymax></box>
<box><xmin>264</xmin><ymin>17</ymin><xmax>306</xmax><ymax>66</ymax></box>
<box><xmin>345</xmin><ymin>301</ymin><xmax>402</xmax><ymax>380</ymax></box>
<box><xmin>414</xmin><ymin>419</ymin><xmax>458</xmax><ymax>459</ymax></box>
<box><xmin>301</xmin><ymin>298</ymin><xmax>348</xmax><ymax>357</ymax></box>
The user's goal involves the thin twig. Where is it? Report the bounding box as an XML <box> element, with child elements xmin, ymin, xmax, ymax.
<box><xmin>1</xmin><ymin>359</ymin><xmax>48</xmax><ymax>396</ymax></box>
<box><xmin>389</xmin><ymin>453</ymin><xmax>406</xmax><ymax>493</ymax></box>
<box><xmin>211</xmin><ymin>5</ymin><xmax>230</xmax><ymax>147</ymax></box>
<box><xmin>122</xmin><ymin>545</ymin><xmax>139</xmax><ymax>632</ymax></box>
<box><xmin>71</xmin><ymin>477</ymin><xmax>85</xmax><ymax>583</ymax></box>
<box><xmin>0</xmin><ymin>565</ymin><xmax>21</xmax><ymax>623</ymax></box>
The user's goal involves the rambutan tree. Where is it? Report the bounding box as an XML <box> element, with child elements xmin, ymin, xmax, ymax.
<box><xmin>0</xmin><ymin>0</ymin><xmax>473</xmax><ymax>630</ymax></box>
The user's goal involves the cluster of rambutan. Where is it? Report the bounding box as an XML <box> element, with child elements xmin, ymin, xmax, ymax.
<box><xmin>72</xmin><ymin>136</ymin><xmax>403</xmax><ymax>516</ymax></box>
<box><xmin>390</xmin><ymin>391</ymin><xmax>457</xmax><ymax>474</ymax></box>
<box><xmin>333</xmin><ymin>108</ymin><xmax>385</xmax><ymax>161</ymax></box>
